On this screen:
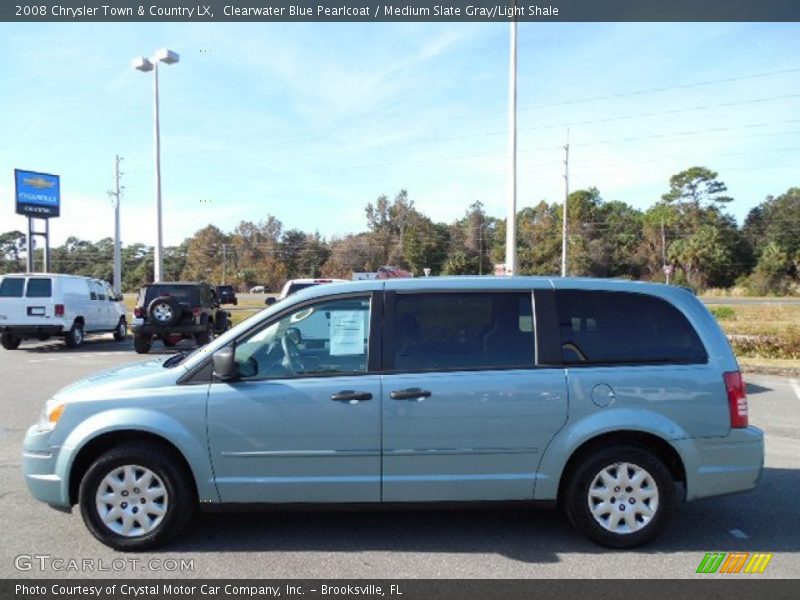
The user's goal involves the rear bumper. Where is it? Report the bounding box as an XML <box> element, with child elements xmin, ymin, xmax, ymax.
<box><xmin>0</xmin><ymin>325</ymin><xmax>64</xmax><ymax>337</ymax></box>
<box><xmin>131</xmin><ymin>319</ymin><xmax>204</xmax><ymax>336</ymax></box>
<box><xmin>675</xmin><ymin>426</ymin><xmax>764</xmax><ymax>501</ymax></box>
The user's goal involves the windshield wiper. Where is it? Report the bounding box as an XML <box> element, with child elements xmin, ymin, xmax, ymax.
<box><xmin>162</xmin><ymin>350</ymin><xmax>191</xmax><ymax>368</ymax></box>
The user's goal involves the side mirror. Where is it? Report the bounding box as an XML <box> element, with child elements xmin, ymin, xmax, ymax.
<box><xmin>265</xmin><ymin>297</ymin><xmax>276</xmax><ymax>306</ymax></box>
<box><xmin>212</xmin><ymin>346</ymin><xmax>237</xmax><ymax>381</ymax></box>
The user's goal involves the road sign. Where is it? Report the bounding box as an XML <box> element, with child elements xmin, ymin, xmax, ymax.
<box><xmin>15</xmin><ymin>169</ymin><xmax>60</xmax><ymax>218</ymax></box>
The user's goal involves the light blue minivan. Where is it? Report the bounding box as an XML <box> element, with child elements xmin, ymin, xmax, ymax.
<box><xmin>22</xmin><ymin>277</ymin><xmax>763</xmax><ymax>550</ymax></box>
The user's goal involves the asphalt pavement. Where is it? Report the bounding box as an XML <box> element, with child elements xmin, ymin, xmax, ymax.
<box><xmin>1</xmin><ymin>335</ymin><xmax>798</xmax><ymax>579</ymax></box>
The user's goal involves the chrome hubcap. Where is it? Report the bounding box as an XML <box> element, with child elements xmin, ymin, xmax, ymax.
<box><xmin>153</xmin><ymin>304</ymin><xmax>173</xmax><ymax>322</ymax></box>
<box><xmin>95</xmin><ymin>465</ymin><xmax>168</xmax><ymax>537</ymax></box>
<box><xmin>74</xmin><ymin>327</ymin><xmax>83</xmax><ymax>344</ymax></box>
<box><xmin>588</xmin><ymin>462</ymin><xmax>659</xmax><ymax>534</ymax></box>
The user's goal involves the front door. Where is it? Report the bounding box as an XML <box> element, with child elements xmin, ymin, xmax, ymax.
<box><xmin>207</xmin><ymin>293</ymin><xmax>381</xmax><ymax>503</ymax></box>
<box><xmin>381</xmin><ymin>290</ymin><xmax>568</xmax><ymax>502</ymax></box>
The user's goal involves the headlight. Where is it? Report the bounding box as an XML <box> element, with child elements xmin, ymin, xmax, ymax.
<box><xmin>38</xmin><ymin>399</ymin><xmax>66</xmax><ymax>431</ymax></box>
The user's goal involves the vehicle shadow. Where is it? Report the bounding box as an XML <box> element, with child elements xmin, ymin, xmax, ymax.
<box><xmin>747</xmin><ymin>383</ymin><xmax>773</xmax><ymax>395</ymax></box>
<box><xmin>13</xmin><ymin>337</ymin><xmax>201</xmax><ymax>355</ymax></box>
<box><xmin>164</xmin><ymin>467</ymin><xmax>800</xmax><ymax>562</ymax></box>
<box><xmin>12</xmin><ymin>337</ymin><xmax>134</xmax><ymax>354</ymax></box>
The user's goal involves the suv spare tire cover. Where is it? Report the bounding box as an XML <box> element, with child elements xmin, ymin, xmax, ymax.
<box><xmin>148</xmin><ymin>296</ymin><xmax>182</xmax><ymax>327</ymax></box>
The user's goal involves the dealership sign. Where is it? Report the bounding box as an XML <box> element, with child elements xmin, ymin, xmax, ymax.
<box><xmin>15</xmin><ymin>169</ymin><xmax>60</xmax><ymax>217</ymax></box>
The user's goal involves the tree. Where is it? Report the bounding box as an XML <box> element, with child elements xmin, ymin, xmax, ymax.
<box><xmin>181</xmin><ymin>225</ymin><xmax>228</xmax><ymax>282</ymax></box>
<box><xmin>661</xmin><ymin>166</ymin><xmax>733</xmax><ymax>211</ymax></box>
<box><xmin>0</xmin><ymin>230</ymin><xmax>26</xmax><ymax>273</ymax></box>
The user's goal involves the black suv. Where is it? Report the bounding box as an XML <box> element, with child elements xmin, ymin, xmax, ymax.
<box><xmin>216</xmin><ymin>284</ymin><xmax>238</xmax><ymax>306</ymax></box>
<box><xmin>131</xmin><ymin>282</ymin><xmax>230</xmax><ymax>354</ymax></box>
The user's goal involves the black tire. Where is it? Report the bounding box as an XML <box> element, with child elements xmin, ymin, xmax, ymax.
<box><xmin>64</xmin><ymin>321</ymin><xmax>84</xmax><ymax>348</ymax></box>
<box><xmin>113</xmin><ymin>318</ymin><xmax>127</xmax><ymax>341</ymax></box>
<box><xmin>133</xmin><ymin>333</ymin><xmax>152</xmax><ymax>354</ymax></box>
<box><xmin>1</xmin><ymin>334</ymin><xmax>21</xmax><ymax>350</ymax></box>
<box><xmin>78</xmin><ymin>441</ymin><xmax>195</xmax><ymax>551</ymax></box>
<box><xmin>194</xmin><ymin>320</ymin><xmax>213</xmax><ymax>346</ymax></box>
<box><xmin>215</xmin><ymin>312</ymin><xmax>229</xmax><ymax>333</ymax></box>
<box><xmin>563</xmin><ymin>445</ymin><xmax>675</xmax><ymax>549</ymax></box>
<box><xmin>147</xmin><ymin>296</ymin><xmax>181</xmax><ymax>327</ymax></box>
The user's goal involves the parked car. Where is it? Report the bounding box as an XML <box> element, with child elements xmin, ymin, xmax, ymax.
<box><xmin>0</xmin><ymin>273</ymin><xmax>126</xmax><ymax>349</ymax></box>
<box><xmin>249</xmin><ymin>285</ymin><xmax>266</xmax><ymax>294</ymax></box>
<box><xmin>266</xmin><ymin>278</ymin><xmax>348</xmax><ymax>306</ymax></box>
<box><xmin>23</xmin><ymin>277</ymin><xmax>762</xmax><ymax>551</ymax></box>
<box><xmin>216</xmin><ymin>284</ymin><xmax>238</xmax><ymax>306</ymax></box>
<box><xmin>130</xmin><ymin>282</ymin><xmax>230</xmax><ymax>354</ymax></box>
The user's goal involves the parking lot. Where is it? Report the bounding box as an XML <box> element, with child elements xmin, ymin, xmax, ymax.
<box><xmin>1</xmin><ymin>336</ymin><xmax>798</xmax><ymax>579</ymax></box>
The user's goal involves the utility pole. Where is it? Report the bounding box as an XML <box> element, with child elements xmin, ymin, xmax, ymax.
<box><xmin>504</xmin><ymin>16</ymin><xmax>518</xmax><ymax>277</ymax></box>
<box><xmin>107</xmin><ymin>155</ymin><xmax>123</xmax><ymax>295</ymax></box>
<box><xmin>661</xmin><ymin>219</ymin><xmax>671</xmax><ymax>285</ymax></box>
<box><xmin>561</xmin><ymin>129</ymin><xmax>569</xmax><ymax>277</ymax></box>
<box><xmin>478</xmin><ymin>223</ymin><xmax>483</xmax><ymax>276</ymax></box>
<box><xmin>222</xmin><ymin>244</ymin><xmax>227</xmax><ymax>284</ymax></box>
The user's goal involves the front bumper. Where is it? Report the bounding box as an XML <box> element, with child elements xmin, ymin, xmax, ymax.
<box><xmin>675</xmin><ymin>426</ymin><xmax>764</xmax><ymax>501</ymax></box>
<box><xmin>22</xmin><ymin>424</ymin><xmax>70</xmax><ymax>509</ymax></box>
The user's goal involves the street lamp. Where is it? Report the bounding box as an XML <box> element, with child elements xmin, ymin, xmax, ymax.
<box><xmin>132</xmin><ymin>48</ymin><xmax>179</xmax><ymax>283</ymax></box>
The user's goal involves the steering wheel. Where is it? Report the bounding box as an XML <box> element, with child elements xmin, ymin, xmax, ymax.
<box><xmin>281</xmin><ymin>333</ymin><xmax>307</xmax><ymax>374</ymax></box>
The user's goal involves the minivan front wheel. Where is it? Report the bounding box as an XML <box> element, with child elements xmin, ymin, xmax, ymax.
<box><xmin>79</xmin><ymin>442</ymin><xmax>194</xmax><ymax>551</ymax></box>
<box><xmin>564</xmin><ymin>445</ymin><xmax>675</xmax><ymax>548</ymax></box>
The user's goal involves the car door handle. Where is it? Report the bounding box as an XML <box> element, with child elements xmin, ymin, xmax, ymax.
<box><xmin>330</xmin><ymin>390</ymin><xmax>373</xmax><ymax>403</ymax></box>
<box><xmin>390</xmin><ymin>388</ymin><xmax>432</xmax><ymax>401</ymax></box>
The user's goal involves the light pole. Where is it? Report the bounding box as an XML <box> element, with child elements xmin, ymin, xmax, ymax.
<box><xmin>505</xmin><ymin>18</ymin><xmax>518</xmax><ymax>277</ymax></box>
<box><xmin>132</xmin><ymin>48</ymin><xmax>179</xmax><ymax>283</ymax></box>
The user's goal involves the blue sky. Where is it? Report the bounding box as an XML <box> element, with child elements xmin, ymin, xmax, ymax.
<box><xmin>1</xmin><ymin>22</ymin><xmax>798</xmax><ymax>247</ymax></box>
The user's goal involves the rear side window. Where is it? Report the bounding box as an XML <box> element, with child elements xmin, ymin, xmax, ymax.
<box><xmin>0</xmin><ymin>278</ymin><xmax>25</xmax><ymax>297</ymax></box>
<box><xmin>26</xmin><ymin>278</ymin><xmax>52</xmax><ymax>298</ymax></box>
<box><xmin>145</xmin><ymin>285</ymin><xmax>199</xmax><ymax>305</ymax></box>
<box><xmin>555</xmin><ymin>290</ymin><xmax>707</xmax><ymax>365</ymax></box>
<box><xmin>391</xmin><ymin>292</ymin><xmax>534</xmax><ymax>371</ymax></box>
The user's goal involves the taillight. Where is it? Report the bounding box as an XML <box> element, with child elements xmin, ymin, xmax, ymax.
<box><xmin>134</xmin><ymin>307</ymin><xmax>144</xmax><ymax>318</ymax></box>
<box><xmin>54</xmin><ymin>304</ymin><xmax>65</xmax><ymax>317</ymax></box>
<box><xmin>724</xmin><ymin>371</ymin><xmax>748</xmax><ymax>428</ymax></box>
<box><xmin>192</xmin><ymin>307</ymin><xmax>202</xmax><ymax>317</ymax></box>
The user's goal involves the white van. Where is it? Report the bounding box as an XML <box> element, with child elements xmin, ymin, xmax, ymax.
<box><xmin>0</xmin><ymin>273</ymin><xmax>127</xmax><ymax>349</ymax></box>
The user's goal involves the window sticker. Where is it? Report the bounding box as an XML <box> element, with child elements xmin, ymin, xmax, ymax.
<box><xmin>330</xmin><ymin>310</ymin><xmax>366</xmax><ymax>356</ymax></box>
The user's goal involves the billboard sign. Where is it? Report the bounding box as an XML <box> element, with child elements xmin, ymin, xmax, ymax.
<box><xmin>15</xmin><ymin>169</ymin><xmax>60</xmax><ymax>218</ymax></box>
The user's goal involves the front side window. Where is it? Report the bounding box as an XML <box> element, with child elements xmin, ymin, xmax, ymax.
<box><xmin>0</xmin><ymin>277</ymin><xmax>25</xmax><ymax>297</ymax></box>
<box><xmin>392</xmin><ymin>292</ymin><xmax>534</xmax><ymax>371</ymax></box>
<box><xmin>90</xmin><ymin>281</ymin><xmax>105</xmax><ymax>301</ymax></box>
<box><xmin>26</xmin><ymin>278</ymin><xmax>52</xmax><ymax>298</ymax></box>
<box><xmin>555</xmin><ymin>290</ymin><xmax>707</xmax><ymax>365</ymax></box>
<box><xmin>234</xmin><ymin>295</ymin><xmax>371</xmax><ymax>380</ymax></box>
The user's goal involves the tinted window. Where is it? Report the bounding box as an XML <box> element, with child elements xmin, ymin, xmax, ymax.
<box><xmin>392</xmin><ymin>292</ymin><xmax>534</xmax><ymax>371</ymax></box>
<box><xmin>286</xmin><ymin>282</ymin><xmax>317</xmax><ymax>295</ymax></box>
<box><xmin>235</xmin><ymin>296</ymin><xmax>371</xmax><ymax>379</ymax></box>
<box><xmin>26</xmin><ymin>278</ymin><xmax>52</xmax><ymax>298</ymax></box>
<box><xmin>0</xmin><ymin>277</ymin><xmax>25</xmax><ymax>297</ymax></box>
<box><xmin>145</xmin><ymin>285</ymin><xmax>199</xmax><ymax>305</ymax></box>
<box><xmin>554</xmin><ymin>290</ymin><xmax>707</xmax><ymax>365</ymax></box>
<box><xmin>90</xmin><ymin>281</ymin><xmax>105</xmax><ymax>301</ymax></box>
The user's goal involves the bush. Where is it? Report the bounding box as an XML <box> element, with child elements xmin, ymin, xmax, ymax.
<box><xmin>710</xmin><ymin>306</ymin><xmax>736</xmax><ymax>320</ymax></box>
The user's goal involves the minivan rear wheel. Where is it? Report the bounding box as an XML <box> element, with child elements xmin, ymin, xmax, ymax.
<box><xmin>564</xmin><ymin>445</ymin><xmax>675</xmax><ymax>548</ymax></box>
<box><xmin>78</xmin><ymin>442</ymin><xmax>194</xmax><ymax>551</ymax></box>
